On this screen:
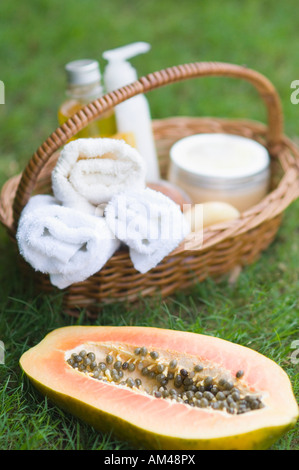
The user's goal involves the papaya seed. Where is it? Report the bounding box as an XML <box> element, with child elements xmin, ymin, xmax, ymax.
<box><xmin>183</xmin><ymin>377</ymin><xmax>193</xmax><ymax>386</ymax></box>
<box><xmin>140</xmin><ymin>347</ymin><xmax>148</xmax><ymax>356</ymax></box>
<box><xmin>199</xmin><ymin>398</ymin><xmax>209</xmax><ymax>408</ymax></box>
<box><xmin>216</xmin><ymin>392</ymin><xmax>226</xmax><ymax>401</ymax></box>
<box><xmin>174</xmin><ymin>374</ymin><xmax>183</xmax><ymax>388</ymax></box>
<box><xmin>87</xmin><ymin>352</ymin><xmax>95</xmax><ymax>362</ymax></box>
<box><xmin>180</xmin><ymin>368</ymin><xmax>188</xmax><ymax>377</ymax></box>
<box><xmin>218</xmin><ymin>378</ymin><xmax>227</xmax><ymax>388</ymax></box>
<box><xmin>135</xmin><ymin>378</ymin><xmax>142</xmax><ymax>387</ymax></box>
<box><xmin>106</xmin><ymin>354</ymin><xmax>113</xmax><ymax>364</ymax></box>
<box><xmin>65</xmin><ymin>346</ymin><xmax>264</xmax><ymax>415</ymax></box>
<box><xmin>204</xmin><ymin>376</ymin><xmax>213</xmax><ymax>387</ymax></box>
<box><xmin>236</xmin><ymin>370</ymin><xmax>244</xmax><ymax>379</ymax></box>
<box><xmin>215</xmin><ymin>402</ymin><xmax>223</xmax><ymax>410</ymax></box>
<box><xmin>231</xmin><ymin>391</ymin><xmax>240</xmax><ymax>402</ymax></box>
<box><xmin>111</xmin><ymin>369</ymin><xmax>120</xmax><ymax>381</ymax></box>
<box><xmin>156</xmin><ymin>373</ymin><xmax>166</xmax><ymax>383</ymax></box>
<box><xmin>169</xmin><ymin>359</ymin><xmax>177</xmax><ymax>369</ymax></box>
<box><xmin>203</xmin><ymin>391</ymin><xmax>214</xmax><ymax>401</ymax></box>
<box><xmin>150</xmin><ymin>351</ymin><xmax>159</xmax><ymax>360</ymax></box>
<box><xmin>114</xmin><ymin>360</ymin><xmax>122</xmax><ymax>370</ymax></box>
<box><xmin>156</xmin><ymin>363</ymin><xmax>165</xmax><ymax>373</ymax></box>
<box><xmin>226</xmin><ymin>396</ymin><xmax>235</xmax><ymax>406</ymax></box>
<box><xmin>126</xmin><ymin>377</ymin><xmax>135</xmax><ymax>388</ymax></box>
<box><xmin>224</xmin><ymin>381</ymin><xmax>234</xmax><ymax>391</ymax></box>
<box><xmin>142</xmin><ymin>367</ymin><xmax>149</xmax><ymax>376</ymax></box>
<box><xmin>210</xmin><ymin>385</ymin><xmax>219</xmax><ymax>395</ymax></box>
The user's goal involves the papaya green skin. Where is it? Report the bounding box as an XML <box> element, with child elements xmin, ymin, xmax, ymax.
<box><xmin>25</xmin><ymin>374</ymin><xmax>296</xmax><ymax>451</ymax></box>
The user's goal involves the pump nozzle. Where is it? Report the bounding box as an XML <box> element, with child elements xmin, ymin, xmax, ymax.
<box><xmin>102</xmin><ymin>42</ymin><xmax>151</xmax><ymax>91</ymax></box>
<box><xmin>103</xmin><ymin>42</ymin><xmax>151</xmax><ymax>63</ymax></box>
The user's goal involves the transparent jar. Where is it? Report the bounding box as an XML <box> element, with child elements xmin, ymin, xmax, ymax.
<box><xmin>168</xmin><ymin>134</ymin><xmax>271</xmax><ymax>212</ymax></box>
<box><xmin>58</xmin><ymin>59</ymin><xmax>117</xmax><ymax>139</ymax></box>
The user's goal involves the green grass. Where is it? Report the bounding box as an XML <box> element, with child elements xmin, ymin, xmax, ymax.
<box><xmin>0</xmin><ymin>0</ymin><xmax>298</xmax><ymax>451</ymax></box>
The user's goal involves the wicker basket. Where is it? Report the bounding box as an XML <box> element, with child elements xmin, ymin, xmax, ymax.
<box><xmin>1</xmin><ymin>61</ymin><xmax>299</xmax><ymax>313</ymax></box>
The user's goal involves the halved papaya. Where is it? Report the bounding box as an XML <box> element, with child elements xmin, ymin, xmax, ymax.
<box><xmin>19</xmin><ymin>326</ymin><xmax>298</xmax><ymax>450</ymax></box>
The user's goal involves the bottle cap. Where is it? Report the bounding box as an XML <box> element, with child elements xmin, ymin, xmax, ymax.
<box><xmin>65</xmin><ymin>59</ymin><xmax>101</xmax><ymax>86</ymax></box>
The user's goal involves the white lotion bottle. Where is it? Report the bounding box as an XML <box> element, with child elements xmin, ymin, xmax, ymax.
<box><xmin>103</xmin><ymin>42</ymin><xmax>160</xmax><ymax>182</ymax></box>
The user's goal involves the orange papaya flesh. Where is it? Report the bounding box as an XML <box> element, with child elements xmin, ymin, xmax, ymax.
<box><xmin>20</xmin><ymin>326</ymin><xmax>298</xmax><ymax>450</ymax></box>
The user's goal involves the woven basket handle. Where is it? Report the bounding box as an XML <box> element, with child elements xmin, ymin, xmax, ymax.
<box><xmin>12</xmin><ymin>61</ymin><xmax>283</xmax><ymax>229</ymax></box>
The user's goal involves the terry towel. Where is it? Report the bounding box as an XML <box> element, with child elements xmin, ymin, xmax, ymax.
<box><xmin>104</xmin><ymin>188</ymin><xmax>190</xmax><ymax>273</ymax></box>
<box><xmin>16</xmin><ymin>195</ymin><xmax>120</xmax><ymax>289</ymax></box>
<box><xmin>52</xmin><ymin>137</ymin><xmax>146</xmax><ymax>215</ymax></box>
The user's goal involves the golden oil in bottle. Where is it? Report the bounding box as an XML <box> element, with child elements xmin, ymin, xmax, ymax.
<box><xmin>58</xmin><ymin>59</ymin><xmax>117</xmax><ymax>139</ymax></box>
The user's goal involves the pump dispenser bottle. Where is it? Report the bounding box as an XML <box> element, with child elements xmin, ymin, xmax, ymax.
<box><xmin>58</xmin><ymin>59</ymin><xmax>117</xmax><ymax>139</ymax></box>
<box><xmin>103</xmin><ymin>42</ymin><xmax>160</xmax><ymax>182</ymax></box>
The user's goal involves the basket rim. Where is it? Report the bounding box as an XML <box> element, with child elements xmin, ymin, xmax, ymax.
<box><xmin>1</xmin><ymin>116</ymin><xmax>299</xmax><ymax>255</ymax></box>
<box><xmin>11</xmin><ymin>61</ymin><xmax>286</xmax><ymax>230</ymax></box>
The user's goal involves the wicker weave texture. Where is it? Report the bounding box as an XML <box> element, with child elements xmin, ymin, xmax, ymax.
<box><xmin>0</xmin><ymin>62</ymin><xmax>299</xmax><ymax>312</ymax></box>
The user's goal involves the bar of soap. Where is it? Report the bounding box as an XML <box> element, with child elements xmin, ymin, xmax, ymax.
<box><xmin>184</xmin><ymin>201</ymin><xmax>240</xmax><ymax>230</ymax></box>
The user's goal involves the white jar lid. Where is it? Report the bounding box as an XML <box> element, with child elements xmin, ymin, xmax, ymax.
<box><xmin>170</xmin><ymin>133</ymin><xmax>270</xmax><ymax>179</ymax></box>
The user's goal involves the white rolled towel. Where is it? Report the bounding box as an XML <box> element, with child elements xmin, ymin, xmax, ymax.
<box><xmin>52</xmin><ymin>137</ymin><xmax>146</xmax><ymax>215</ymax></box>
<box><xmin>16</xmin><ymin>195</ymin><xmax>120</xmax><ymax>289</ymax></box>
<box><xmin>104</xmin><ymin>188</ymin><xmax>190</xmax><ymax>273</ymax></box>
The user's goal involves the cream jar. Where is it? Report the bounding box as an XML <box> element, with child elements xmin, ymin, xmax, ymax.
<box><xmin>168</xmin><ymin>133</ymin><xmax>270</xmax><ymax>212</ymax></box>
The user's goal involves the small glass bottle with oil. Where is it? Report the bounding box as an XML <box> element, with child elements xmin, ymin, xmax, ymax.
<box><xmin>58</xmin><ymin>59</ymin><xmax>117</xmax><ymax>139</ymax></box>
